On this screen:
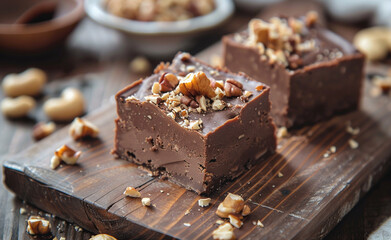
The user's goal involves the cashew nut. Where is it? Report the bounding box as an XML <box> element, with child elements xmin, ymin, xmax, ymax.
<box><xmin>1</xmin><ymin>96</ymin><xmax>36</xmax><ymax>118</ymax></box>
<box><xmin>43</xmin><ymin>88</ymin><xmax>85</xmax><ymax>121</ymax></box>
<box><xmin>353</xmin><ymin>27</ymin><xmax>391</xmax><ymax>61</ymax></box>
<box><xmin>2</xmin><ymin>68</ymin><xmax>47</xmax><ymax>97</ymax></box>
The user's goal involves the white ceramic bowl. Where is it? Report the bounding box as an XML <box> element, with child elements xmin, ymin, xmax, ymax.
<box><xmin>85</xmin><ymin>0</ymin><xmax>235</xmax><ymax>57</ymax></box>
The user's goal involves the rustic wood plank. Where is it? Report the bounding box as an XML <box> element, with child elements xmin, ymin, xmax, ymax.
<box><xmin>3</xmin><ymin>60</ymin><xmax>391</xmax><ymax>240</ymax></box>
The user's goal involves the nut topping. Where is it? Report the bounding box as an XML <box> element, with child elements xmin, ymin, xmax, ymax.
<box><xmin>54</xmin><ymin>144</ymin><xmax>82</xmax><ymax>166</ymax></box>
<box><xmin>27</xmin><ymin>216</ymin><xmax>51</xmax><ymax>235</ymax></box>
<box><xmin>224</xmin><ymin>79</ymin><xmax>243</xmax><ymax>97</ymax></box>
<box><xmin>179</xmin><ymin>72</ymin><xmax>216</xmax><ymax>98</ymax></box>
<box><xmin>69</xmin><ymin>117</ymin><xmax>99</xmax><ymax>140</ymax></box>
<box><xmin>212</xmin><ymin>222</ymin><xmax>236</xmax><ymax>240</ymax></box>
<box><xmin>33</xmin><ymin>122</ymin><xmax>56</xmax><ymax>141</ymax></box>
<box><xmin>216</xmin><ymin>193</ymin><xmax>245</xmax><ymax>218</ymax></box>
<box><xmin>123</xmin><ymin>187</ymin><xmax>141</xmax><ymax>198</ymax></box>
<box><xmin>159</xmin><ymin>73</ymin><xmax>179</xmax><ymax>92</ymax></box>
<box><xmin>180</xmin><ymin>95</ymin><xmax>199</xmax><ymax>108</ymax></box>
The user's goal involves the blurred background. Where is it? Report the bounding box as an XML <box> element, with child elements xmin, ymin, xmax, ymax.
<box><xmin>0</xmin><ymin>0</ymin><xmax>390</xmax><ymax>239</ymax></box>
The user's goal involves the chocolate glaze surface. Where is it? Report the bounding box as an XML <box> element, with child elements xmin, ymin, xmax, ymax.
<box><xmin>114</xmin><ymin>53</ymin><xmax>277</xmax><ymax>194</ymax></box>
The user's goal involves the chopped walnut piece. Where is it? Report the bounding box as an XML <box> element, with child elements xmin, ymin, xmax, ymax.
<box><xmin>142</xmin><ymin>197</ymin><xmax>151</xmax><ymax>206</ymax></box>
<box><xmin>33</xmin><ymin>122</ymin><xmax>56</xmax><ymax>141</ymax></box>
<box><xmin>278</xmin><ymin>172</ymin><xmax>284</xmax><ymax>177</ymax></box>
<box><xmin>210</xmin><ymin>80</ymin><xmax>224</xmax><ymax>90</ymax></box>
<box><xmin>305</xmin><ymin>11</ymin><xmax>318</xmax><ymax>27</ymax></box>
<box><xmin>89</xmin><ymin>234</ymin><xmax>117</xmax><ymax>240</ymax></box>
<box><xmin>179</xmin><ymin>72</ymin><xmax>216</xmax><ymax>99</ymax></box>
<box><xmin>159</xmin><ymin>73</ymin><xmax>179</xmax><ymax>92</ymax></box>
<box><xmin>125</xmin><ymin>95</ymin><xmax>139</xmax><ymax>101</ymax></box>
<box><xmin>144</xmin><ymin>95</ymin><xmax>161</xmax><ymax>104</ymax></box>
<box><xmin>188</xmin><ymin>119</ymin><xmax>203</xmax><ymax>130</ymax></box>
<box><xmin>224</xmin><ymin>79</ymin><xmax>243</xmax><ymax>97</ymax></box>
<box><xmin>54</xmin><ymin>145</ymin><xmax>82</xmax><ymax>165</ymax></box>
<box><xmin>198</xmin><ymin>198</ymin><xmax>212</xmax><ymax>207</ymax></box>
<box><xmin>124</xmin><ymin>187</ymin><xmax>141</xmax><ymax>198</ymax></box>
<box><xmin>212</xmin><ymin>100</ymin><xmax>226</xmax><ymax>111</ymax></box>
<box><xmin>248</xmin><ymin>19</ymin><xmax>270</xmax><ymax>45</ymax></box>
<box><xmin>242</xmin><ymin>204</ymin><xmax>251</xmax><ymax>216</ymax></box>
<box><xmin>69</xmin><ymin>117</ymin><xmax>99</xmax><ymax>140</ymax></box>
<box><xmin>154</xmin><ymin>62</ymin><xmax>170</xmax><ymax>74</ymax></box>
<box><xmin>152</xmin><ymin>82</ymin><xmax>160</xmax><ymax>94</ymax></box>
<box><xmin>212</xmin><ymin>222</ymin><xmax>236</xmax><ymax>240</ymax></box>
<box><xmin>216</xmin><ymin>193</ymin><xmax>245</xmax><ymax>218</ymax></box>
<box><xmin>288</xmin><ymin>18</ymin><xmax>304</xmax><ymax>34</ymax></box>
<box><xmin>228</xmin><ymin>214</ymin><xmax>243</xmax><ymax>228</ymax></box>
<box><xmin>196</xmin><ymin>95</ymin><xmax>207</xmax><ymax>111</ymax></box>
<box><xmin>180</xmin><ymin>95</ymin><xmax>199</xmax><ymax>108</ymax></box>
<box><xmin>27</xmin><ymin>216</ymin><xmax>51</xmax><ymax>235</ymax></box>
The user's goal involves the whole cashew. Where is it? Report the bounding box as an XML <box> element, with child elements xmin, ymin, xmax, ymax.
<box><xmin>1</xmin><ymin>96</ymin><xmax>36</xmax><ymax>118</ymax></box>
<box><xmin>2</xmin><ymin>68</ymin><xmax>47</xmax><ymax>97</ymax></box>
<box><xmin>354</xmin><ymin>27</ymin><xmax>391</xmax><ymax>61</ymax></box>
<box><xmin>43</xmin><ymin>88</ymin><xmax>85</xmax><ymax>121</ymax></box>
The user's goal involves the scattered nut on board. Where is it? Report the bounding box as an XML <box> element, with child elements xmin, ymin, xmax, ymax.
<box><xmin>27</xmin><ymin>216</ymin><xmax>51</xmax><ymax>235</ymax></box>
<box><xmin>353</xmin><ymin>27</ymin><xmax>391</xmax><ymax>61</ymax></box>
<box><xmin>198</xmin><ymin>198</ymin><xmax>211</xmax><ymax>207</ymax></box>
<box><xmin>33</xmin><ymin>122</ymin><xmax>56</xmax><ymax>141</ymax></box>
<box><xmin>89</xmin><ymin>234</ymin><xmax>117</xmax><ymax>240</ymax></box>
<box><xmin>212</xmin><ymin>222</ymin><xmax>236</xmax><ymax>240</ymax></box>
<box><xmin>129</xmin><ymin>56</ymin><xmax>151</xmax><ymax>74</ymax></box>
<box><xmin>69</xmin><ymin>117</ymin><xmax>99</xmax><ymax>140</ymax></box>
<box><xmin>216</xmin><ymin>193</ymin><xmax>245</xmax><ymax>218</ymax></box>
<box><xmin>277</xmin><ymin>127</ymin><xmax>289</xmax><ymax>138</ymax></box>
<box><xmin>2</xmin><ymin>68</ymin><xmax>47</xmax><ymax>97</ymax></box>
<box><xmin>43</xmin><ymin>88</ymin><xmax>85</xmax><ymax>121</ymax></box>
<box><xmin>1</xmin><ymin>96</ymin><xmax>36</xmax><ymax>118</ymax></box>
<box><xmin>241</xmin><ymin>204</ymin><xmax>251</xmax><ymax>216</ymax></box>
<box><xmin>141</xmin><ymin>197</ymin><xmax>151</xmax><ymax>206</ymax></box>
<box><xmin>50</xmin><ymin>145</ymin><xmax>82</xmax><ymax>169</ymax></box>
<box><xmin>123</xmin><ymin>187</ymin><xmax>141</xmax><ymax>198</ymax></box>
<box><xmin>228</xmin><ymin>214</ymin><xmax>243</xmax><ymax>228</ymax></box>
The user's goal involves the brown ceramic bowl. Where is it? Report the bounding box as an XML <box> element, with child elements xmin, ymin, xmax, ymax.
<box><xmin>0</xmin><ymin>0</ymin><xmax>84</xmax><ymax>53</ymax></box>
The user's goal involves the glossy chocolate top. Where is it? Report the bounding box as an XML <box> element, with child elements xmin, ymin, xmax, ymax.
<box><xmin>118</xmin><ymin>52</ymin><xmax>269</xmax><ymax>135</ymax></box>
<box><xmin>229</xmin><ymin>13</ymin><xmax>359</xmax><ymax>70</ymax></box>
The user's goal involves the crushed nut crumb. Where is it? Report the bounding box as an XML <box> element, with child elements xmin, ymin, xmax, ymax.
<box><xmin>198</xmin><ymin>198</ymin><xmax>212</xmax><ymax>207</ymax></box>
<box><xmin>123</xmin><ymin>187</ymin><xmax>141</xmax><ymax>198</ymax></box>
<box><xmin>348</xmin><ymin>139</ymin><xmax>359</xmax><ymax>149</ymax></box>
<box><xmin>141</xmin><ymin>197</ymin><xmax>151</xmax><ymax>206</ymax></box>
<box><xmin>257</xmin><ymin>220</ymin><xmax>264</xmax><ymax>228</ymax></box>
<box><xmin>212</xmin><ymin>222</ymin><xmax>235</xmax><ymax>240</ymax></box>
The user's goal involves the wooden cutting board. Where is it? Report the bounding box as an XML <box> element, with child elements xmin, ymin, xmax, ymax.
<box><xmin>3</xmin><ymin>46</ymin><xmax>391</xmax><ymax>239</ymax></box>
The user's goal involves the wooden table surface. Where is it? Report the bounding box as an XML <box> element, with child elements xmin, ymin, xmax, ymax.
<box><xmin>1</xmin><ymin>2</ymin><xmax>390</xmax><ymax>239</ymax></box>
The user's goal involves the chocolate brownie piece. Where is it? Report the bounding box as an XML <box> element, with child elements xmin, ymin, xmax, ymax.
<box><xmin>223</xmin><ymin>12</ymin><xmax>365</xmax><ymax>127</ymax></box>
<box><xmin>113</xmin><ymin>52</ymin><xmax>276</xmax><ymax>195</ymax></box>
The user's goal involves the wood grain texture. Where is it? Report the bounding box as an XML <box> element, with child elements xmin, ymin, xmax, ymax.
<box><xmin>1</xmin><ymin>1</ymin><xmax>391</xmax><ymax>239</ymax></box>
<box><xmin>3</xmin><ymin>49</ymin><xmax>391</xmax><ymax>239</ymax></box>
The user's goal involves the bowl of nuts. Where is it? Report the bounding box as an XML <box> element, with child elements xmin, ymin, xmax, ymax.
<box><xmin>84</xmin><ymin>0</ymin><xmax>234</xmax><ymax>56</ymax></box>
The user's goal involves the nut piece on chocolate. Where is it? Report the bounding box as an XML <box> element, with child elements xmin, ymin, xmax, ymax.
<box><xmin>223</xmin><ymin>13</ymin><xmax>365</xmax><ymax>127</ymax></box>
<box><xmin>113</xmin><ymin>52</ymin><xmax>276</xmax><ymax>195</ymax></box>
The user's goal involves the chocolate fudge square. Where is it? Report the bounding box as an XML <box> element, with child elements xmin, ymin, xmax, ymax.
<box><xmin>223</xmin><ymin>12</ymin><xmax>365</xmax><ymax>127</ymax></box>
<box><xmin>113</xmin><ymin>53</ymin><xmax>276</xmax><ymax>194</ymax></box>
